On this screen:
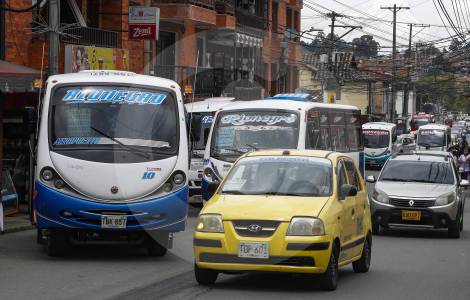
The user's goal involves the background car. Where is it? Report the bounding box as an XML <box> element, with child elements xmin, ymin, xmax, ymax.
<box><xmin>367</xmin><ymin>151</ymin><xmax>467</xmax><ymax>238</ymax></box>
<box><xmin>397</xmin><ymin>134</ymin><xmax>416</xmax><ymax>153</ymax></box>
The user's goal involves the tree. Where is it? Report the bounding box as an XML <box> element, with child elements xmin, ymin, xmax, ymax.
<box><xmin>449</xmin><ymin>38</ymin><xmax>462</xmax><ymax>52</ymax></box>
<box><xmin>352</xmin><ymin>35</ymin><xmax>380</xmax><ymax>58</ymax></box>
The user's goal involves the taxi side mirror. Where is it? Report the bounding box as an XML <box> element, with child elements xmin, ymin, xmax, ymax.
<box><xmin>340</xmin><ymin>184</ymin><xmax>358</xmax><ymax>200</ymax></box>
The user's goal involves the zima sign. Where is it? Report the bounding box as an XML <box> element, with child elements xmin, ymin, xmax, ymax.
<box><xmin>128</xmin><ymin>6</ymin><xmax>160</xmax><ymax>40</ymax></box>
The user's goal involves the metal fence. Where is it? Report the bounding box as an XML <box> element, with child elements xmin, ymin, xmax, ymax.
<box><xmin>60</xmin><ymin>27</ymin><xmax>118</xmax><ymax>48</ymax></box>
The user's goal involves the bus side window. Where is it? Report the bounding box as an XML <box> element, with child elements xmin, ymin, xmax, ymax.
<box><xmin>319</xmin><ymin>111</ymin><xmax>331</xmax><ymax>150</ymax></box>
<box><xmin>329</xmin><ymin>111</ymin><xmax>347</xmax><ymax>152</ymax></box>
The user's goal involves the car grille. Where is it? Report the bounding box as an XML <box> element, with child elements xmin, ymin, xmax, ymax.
<box><xmin>232</xmin><ymin>220</ymin><xmax>281</xmax><ymax>237</ymax></box>
<box><xmin>199</xmin><ymin>253</ymin><xmax>315</xmax><ymax>267</ymax></box>
<box><xmin>390</xmin><ymin>198</ymin><xmax>435</xmax><ymax>208</ymax></box>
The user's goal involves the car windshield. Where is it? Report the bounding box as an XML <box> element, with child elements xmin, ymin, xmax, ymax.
<box><xmin>211</xmin><ymin>111</ymin><xmax>299</xmax><ymax>160</ymax></box>
<box><xmin>51</xmin><ymin>85</ymin><xmax>178</xmax><ymax>153</ymax></box>
<box><xmin>379</xmin><ymin>160</ymin><xmax>454</xmax><ymax>184</ymax></box>
<box><xmin>364</xmin><ymin>130</ymin><xmax>390</xmax><ymax>148</ymax></box>
<box><xmin>221</xmin><ymin>156</ymin><xmax>332</xmax><ymax>196</ymax></box>
<box><xmin>418</xmin><ymin>129</ymin><xmax>445</xmax><ymax>147</ymax></box>
<box><xmin>414</xmin><ymin>119</ymin><xmax>429</xmax><ymax>129</ymax></box>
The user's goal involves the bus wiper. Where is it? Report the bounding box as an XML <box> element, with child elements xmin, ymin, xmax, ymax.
<box><xmin>90</xmin><ymin>126</ymin><xmax>150</xmax><ymax>159</ymax></box>
<box><xmin>245</xmin><ymin>143</ymin><xmax>259</xmax><ymax>151</ymax></box>
<box><xmin>224</xmin><ymin>148</ymin><xmax>246</xmax><ymax>155</ymax></box>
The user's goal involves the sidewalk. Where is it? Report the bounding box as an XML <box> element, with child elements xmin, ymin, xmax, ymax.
<box><xmin>1</xmin><ymin>204</ymin><xmax>35</xmax><ymax>235</ymax></box>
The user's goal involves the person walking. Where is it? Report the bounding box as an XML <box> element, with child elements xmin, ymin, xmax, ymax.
<box><xmin>459</xmin><ymin>147</ymin><xmax>470</xmax><ymax>180</ymax></box>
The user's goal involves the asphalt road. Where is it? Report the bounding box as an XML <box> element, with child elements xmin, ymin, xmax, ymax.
<box><xmin>1</xmin><ymin>170</ymin><xmax>470</xmax><ymax>300</ymax></box>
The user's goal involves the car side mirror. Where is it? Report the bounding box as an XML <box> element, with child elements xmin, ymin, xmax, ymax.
<box><xmin>460</xmin><ymin>179</ymin><xmax>470</xmax><ymax>188</ymax></box>
<box><xmin>340</xmin><ymin>184</ymin><xmax>358</xmax><ymax>200</ymax></box>
<box><xmin>366</xmin><ymin>175</ymin><xmax>376</xmax><ymax>183</ymax></box>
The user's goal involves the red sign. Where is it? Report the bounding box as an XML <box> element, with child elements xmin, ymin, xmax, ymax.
<box><xmin>129</xmin><ymin>24</ymin><xmax>157</xmax><ymax>40</ymax></box>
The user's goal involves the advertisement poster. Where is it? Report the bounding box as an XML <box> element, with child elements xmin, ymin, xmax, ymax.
<box><xmin>128</xmin><ymin>6</ymin><xmax>160</xmax><ymax>40</ymax></box>
<box><xmin>65</xmin><ymin>44</ymin><xmax>129</xmax><ymax>73</ymax></box>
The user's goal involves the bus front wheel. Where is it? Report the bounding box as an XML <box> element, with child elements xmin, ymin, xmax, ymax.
<box><xmin>47</xmin><ymin>229</ymin><xmax>67</xmax><ymax>256</ymax></box>
<box><xmin>146</xmin><ymin>234</ymin><xmax>168</xmax><ymax>257</ymax></box>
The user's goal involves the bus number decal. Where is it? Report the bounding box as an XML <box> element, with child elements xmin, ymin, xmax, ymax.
<box><xmin>142</xmin><ymin>172</ymin><xmax>156</xmax><ymax>180</ymax></box>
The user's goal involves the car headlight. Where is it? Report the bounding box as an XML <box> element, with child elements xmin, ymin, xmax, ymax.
<box><xmin>287</xmin><ymin>217</ymin><xmax>325</xmax><ymax>236</ymax></box>
<box><xmin>196</xmin><ymin>214</ymin><xmax>224</xmax><ymax>233</ymax></box>
<box><xmin>373</xmin><ymin>190</ymin><xmax>389</xmax><ymax>204</ymax></box>
<box><xmin>435</xmin><ymin>193</ymin><xmax>456</xmax><ymax>206</ymax></box>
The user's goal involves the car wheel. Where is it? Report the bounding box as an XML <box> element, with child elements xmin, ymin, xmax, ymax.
<box><xmin>147</xmin><ymin>238</ymin><xmax>168</xmax><ymax>257</ymax></box>
<box><xmin>352</xmin><ymin>238</ymin><xmax>371</xmax><ymax>273</ymax></box>
<box><xmin>459</xmin><ymin>209</ymin><xmax>464</xmax><ymax>232</ymax></box>
<box><xmin>47</xmin><ymin>230</ymin><xmax>67</xmax><ymax>257</ymax></box>
<box><xmin>448</xmin><ymin>216</ymin><xmax>461</xmax><ymax>239</ymax></box>
<box><xmin>195</xmin><ymin>264</ymin><xmax>218</xmax><ymax>285</ymax></box>
<box><xmin>320</xmin><ymin>246</ymin><xmax>338</xmax><ymax>291</ymax></box>
<box><xmin>372</xmin><ymin>221</ymin><xmax>381</xmax><ymax>235</ymax></box>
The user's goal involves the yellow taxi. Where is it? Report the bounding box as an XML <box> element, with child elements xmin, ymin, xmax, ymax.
<box><xmin>193</xmin><ymin>150</ymin><xmax>372</xmax><ymax>290</ymax></box>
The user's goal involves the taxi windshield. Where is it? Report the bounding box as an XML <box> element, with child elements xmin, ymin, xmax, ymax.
<box><xmin>221</xmin><ymin>156</ymin><xmax>332</xmax><ymax>197</ymax></box>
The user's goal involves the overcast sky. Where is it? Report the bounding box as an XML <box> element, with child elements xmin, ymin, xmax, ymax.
<box><xmin>301</xmin><ymin>0</ymin><xmax>461</xmax><ymax>52</ymax></box>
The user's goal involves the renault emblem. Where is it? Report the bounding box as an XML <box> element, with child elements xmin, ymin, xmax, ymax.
<box><xmin>111</xmin><ymin>186</ymin><xmax>119</xmax><ymax>194</ymax></box>
<box><xmin>409</xmin><ymin>200</ymin><xmax>415</xmax><ymax>207</ymax></box>
<box><xmin>247</xmin><ymin>224</ymin><xmax>262</xmax><ymax>233</ymax></box>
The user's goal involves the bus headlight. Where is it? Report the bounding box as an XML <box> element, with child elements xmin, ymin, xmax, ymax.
<box><xmin>41</xmin><ymin>168</ymin><xmax>54</xmax><ymax>181</ymax></box>
<box><xmin>162</xmin><ymin>182</ymin><xmax>173</xmax><ymax>193</ymax></box>
<box><xmin>287</xmin><ymin>217</ymin><xmax>325</xmax><ymax>236</ymax></box>
<box><xmin>54</xmin><ymin>179</ymin><xmax>65</xmax><ymax>189</ymax></box>
<box><xmin>173</xmin><ymin>172</ymin><xmax>185</xmax><ymax>185</ymax></box>
<box><xmin>196</xmin><ymin>214</ymin><xmax>224</xmax><ymax>233</ymax></box>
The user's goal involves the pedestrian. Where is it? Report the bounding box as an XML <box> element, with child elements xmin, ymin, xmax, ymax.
<box><xmin>459</xmin><ymin>147</ymin><xmax>470</xmax><ymax>180</ymax></box>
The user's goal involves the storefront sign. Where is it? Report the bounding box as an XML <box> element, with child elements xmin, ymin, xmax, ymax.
<box><xmin>64</xmin><ymin>44</ymin><xmax>129</xmax><ymax>73</ymax></box>
<box><xmin>128</xmin><ymin>6</ymin><xmax>160</xmax><ymax>40</ymax></box>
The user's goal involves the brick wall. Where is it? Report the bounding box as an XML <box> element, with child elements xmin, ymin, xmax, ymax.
<box><xmin>5</xmin><ymin>0</ymin><xmax>33</xmax><ymax>66</ymax></box>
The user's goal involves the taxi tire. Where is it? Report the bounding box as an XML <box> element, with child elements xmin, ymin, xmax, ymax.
<box><xmin>320</xmin><ymin>246</ymin><xmax>338</xmax><ymax>291</ymax></box>
<box><xmin>47</xmin><ymin>230</ymin><xmax>67</xmax><ymax>257</ymax></box>
<box><xmin>195</xmin><ymin>264</ymin><xmax>218</xmax><ymax>285</ymax></box>
<box><xmin>352</xmin><ymin>239</ymin><xmax>371</xmax><ymax>273</ymax></box>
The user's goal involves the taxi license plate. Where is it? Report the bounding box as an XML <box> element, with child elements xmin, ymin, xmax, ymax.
<box><xmin>101</xmin><ymin>215</ymin><xmax>127</xmax><ymax>229</ymax></box>
<box><xmin>238</xmin><ymin>242</ymin><xmax>269</xmax><ymax>259</ymax></box>
<box><xmin>402</xmin><ymin>211</ymin><xmax>421</xmax><ymax>221</ymax></box>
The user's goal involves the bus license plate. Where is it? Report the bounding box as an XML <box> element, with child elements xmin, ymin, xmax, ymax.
<box><xmin>402</xmin><ymin>211</ymin><xmax>421</xmax><ymax>221</ymax></box>
<box><xmin>101</xmin><ymin>215</ymin><xmax>127</xmax><ymax>229</ymax></box>
<box><xmin>238</xmin><ymin>242</ymin><xmax>269</xmax><ymax>259</ymax></box>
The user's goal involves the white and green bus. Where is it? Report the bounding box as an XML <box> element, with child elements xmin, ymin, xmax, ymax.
<box><xmin>363</xmin><ymin>122</ymin><xmax>398</xmax><ymax>168</ymax></box>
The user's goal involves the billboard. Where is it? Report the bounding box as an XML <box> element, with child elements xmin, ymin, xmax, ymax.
<box><xmin>128</xmin><ymin>6</ymin><xmax>160</xmax><ymax>40</ymax></box>
<box><xmin>64</xmin><ymin>44</ymin><xmax>129</xmax><ymax>73</ymax></box>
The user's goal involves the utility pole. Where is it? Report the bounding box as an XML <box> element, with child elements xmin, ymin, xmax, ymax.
<box><xmin>143</xmin><ymin>0</ymin><xmax>151</xmax><ymax>75</ymax></box>
<box><xmin>48</xmin><ymin>0</ymin><xmax>60</xmax><ymax>75</ymax></box>
<box><xmin>325</xmin><ymin>11</ymin><xmax>361</xmax><ymax>103</ymax></box>
<box><xmin>381</xmin><ymin>4</ymin><xmax>409</xmax><ymax>123</ymax></box>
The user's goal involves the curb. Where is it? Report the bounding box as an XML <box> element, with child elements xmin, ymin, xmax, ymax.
<box><xmin>2</xmin><ymin>225</ymin><xmax>35</xmax><ymax>235</ymax></box>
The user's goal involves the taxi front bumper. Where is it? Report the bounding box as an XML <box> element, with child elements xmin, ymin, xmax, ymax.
<box><xmin>194</xmin><ymin>223</ymin><xmax>332</xmax><ymax>274</ymax></box>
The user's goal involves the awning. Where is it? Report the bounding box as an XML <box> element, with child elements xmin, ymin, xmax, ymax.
<box><xmin>0</xmin><ymin>60</ymin><xmax>42</xmax><ymax>93</ymax></box>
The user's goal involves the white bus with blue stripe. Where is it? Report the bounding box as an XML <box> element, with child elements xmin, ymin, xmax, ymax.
<box><xmin>34</xmin><ymin>71</ymin><xmax>188</xmax><ymax>256</ymax></box>
<box><xmin>201</xmin><ymin>100</ymin><xmax>364</xmax><ymax>200</ymax></box>
<box><xmin>362</xmin><ymin>122</ymin><xmax>397</xmax><ymax>168</ymax></box>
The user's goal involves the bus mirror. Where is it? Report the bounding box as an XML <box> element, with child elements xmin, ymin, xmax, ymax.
<box><xmin>190</xmin><ymin>115</ymin><xmax>202</xmax><ymax>142</ymax></box>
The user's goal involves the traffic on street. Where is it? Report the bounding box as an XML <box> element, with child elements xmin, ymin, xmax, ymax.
<box><xmin>2</xmin><ymin>1</ymin><xmax>470</xmax><ymax>300</ymax></box>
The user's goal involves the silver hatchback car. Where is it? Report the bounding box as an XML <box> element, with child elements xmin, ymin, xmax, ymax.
<box><xmin>367</xmin><ymin>151</ymin><xmax>467</xmax><ymax>238</ymax></box>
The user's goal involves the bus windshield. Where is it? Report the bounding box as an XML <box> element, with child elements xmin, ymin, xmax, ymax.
<box><xmin>211</xmin><ymin>111</ymin><xmax>299</xmax><ymax>160</ymax></box>
<box><xmin>418</xmin><ymin>129</ymin><xmax>445</xmax><ymax>147</ymax></box>
<box><xmin>50</xmin><ymin>85</ymin><xmax>178</xmax><ymax>154</ymax></box>
<box><xmin>364</xmin><ymin>130</ymin><xmax>390</xmax><ymax>149</ymax></box>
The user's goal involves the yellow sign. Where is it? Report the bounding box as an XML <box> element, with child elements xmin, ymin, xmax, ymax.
<box><xmin>66</xmin><ymin>44</ymin><xmax>129</xmax><ymax>73</ymax></box>
<box><xmin>184</xmin><ymin>85</ymin><xmax>193</xmax><ymax>94</ymax></box>
<box><xmin>328</xmin><ymin>91</ymin><xmax>336</xmax><ymax>104</ymax></box>
<box><xmin>33</xmin><ymin>79</ymin><xmax>42</xmax><ymax>89</ymax></box>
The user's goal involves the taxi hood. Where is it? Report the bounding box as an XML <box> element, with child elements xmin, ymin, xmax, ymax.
<box><xmin>203</xmin><ymin>195</ymin><xmax>331</xmax><ymax>221</ymax></box>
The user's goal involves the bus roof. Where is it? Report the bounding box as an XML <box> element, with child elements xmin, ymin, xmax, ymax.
<box><xmin>217</xmin><ymin>99</ymin><xmax>359</xmax><ymax>113</ymax></box>
<box><xmin>47</xmin><ymin>70</ymin><xmax>179</xmax><ymax>90</ymax></box>
<box><xmin>185</xmin><ymin>97</ymin><xmax>235</xmax><ymax>113</ymax></box>
<box><xmin>418</xmin><ymin>124</ymin><xmax>449</xmax><ymax>130</ymax></box>
<box><xmin>362</xmin><ymin>122</ymin><xmax>396</xmax><ymax>130</ymax></box>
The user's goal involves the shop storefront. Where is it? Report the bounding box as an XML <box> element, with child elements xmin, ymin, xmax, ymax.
<box><xmin>0</xmin><ymin>60</ymin><xmax>41</xmax><ymax>218</ymax></box>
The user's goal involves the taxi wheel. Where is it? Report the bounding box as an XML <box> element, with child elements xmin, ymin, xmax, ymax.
<box><xmin>195</xmin><ymin>264</ymin><xmax>218</xmax><ymax>285</ymax></box>
<box><xmin>47</xmin><ymin>230</ymin><xmax>67</xmax><ymax>257</ymax></box>
<box><xmin>320</xmin><ymin>246</ymin><xmax>338</xmax><ymax>291</ymax></box>
<box><xmin>352</xmin><ymin>238</ymin><xmax>371</xmax><ymax>273</ymax></box>
<box><xmin>147</xmin><ymin>239</ymin><xmax>168</xmax><ymax>257</ymax></box>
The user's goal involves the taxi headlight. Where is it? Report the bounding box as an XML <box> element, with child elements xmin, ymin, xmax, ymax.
<box><xmin>287</xmin><ymin>217</ymin><xmax>325</xmax><ymax>236</ymax></box>
<box><xmin>435</xmin><ymin>193</ymin><xmax>455</xmax><ymax>206</ymax></box>
<box><xmin>373</xmin><ymin>190</ymin><xmax>389</xmax><ymax>204</ymax></box>
<box><xmin>196</xmin><ymin>214</ymin><xmax>224</xmax><ymax>233</ymax></box>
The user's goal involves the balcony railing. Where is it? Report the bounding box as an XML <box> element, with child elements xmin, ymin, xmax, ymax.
<box><xmin>215</xmin><ymin>0</ymin><xmax>234</xmax><ymax>15</ymax></box>
<box><xmin>152</xmin><ymin>0</ymin><xmax>215</xmax><ymax>9</ymax></box>
<box><xmin>61</xmin><ymin>27</ymin><xmax>118</xmax><ymax>48</ymax></box>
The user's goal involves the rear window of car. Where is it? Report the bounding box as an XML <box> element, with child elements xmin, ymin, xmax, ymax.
<box><xmin>379</xmin><ymin>160</ymin><xmax>454</xmax><ymax>185</ymax></box>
